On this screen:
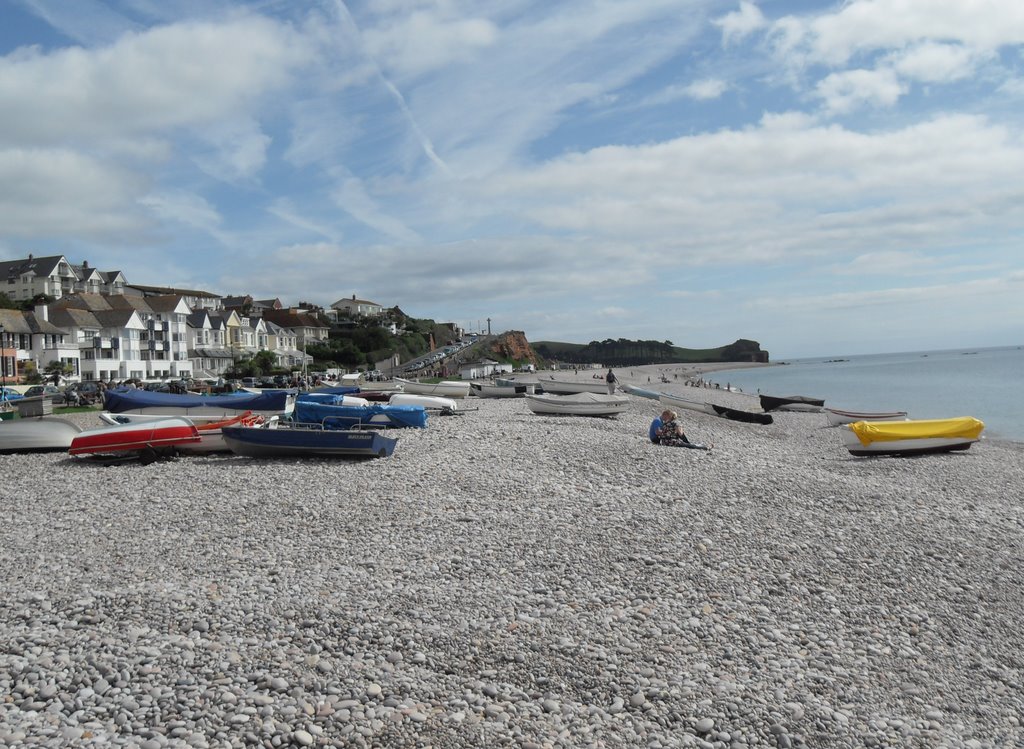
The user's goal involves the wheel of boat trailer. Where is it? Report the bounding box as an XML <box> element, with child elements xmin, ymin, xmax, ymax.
<box><xmin>139</xmin><ymin>448</ymin><xmax>158</xmax><ymax>465</ymax></box>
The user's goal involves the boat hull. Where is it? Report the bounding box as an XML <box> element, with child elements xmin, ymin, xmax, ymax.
<box><xmin>388</xmin><ymin>393</ymin><xmax>457</xmax><ymax>411</ymax></box>
<box><xmin>70</xmin><ymin>418</ymin><xmax>201</xmax><ymax>456</ymax></box>
<box><xmin>537</xmin><ymin>379</ymin><xmax>610</xmax><ymax>395</ymax></box>
<box><xmin>759</xmin><ymin>394</ymin><xmax>825</xmax><ymax>412</ymax></box>
<box><xmin>825</xmin><ymin>408</ymin><xmax>909</xmax><ymax>426</ymax></box>
<box><xmin>295</xmin><ymin>401</ymin><xmax>428</xmax><ymax>429</ymax></box>
<box><xmin>222</xmin><ymin>425</ymin><xmax>397</xmax><ymax>458</ymax></box>
<box><xmin>0</xmin><ymin>417</ymin><xmax>82</xmax><ymax>453</ymax></box>
<box><xmin>658</xmin><ymin>393</ymin><xmax>710</xmax><ymax>414</ymax></box>
<box><xmin>708</xmin><ymin>403</ymin><xmax>773</xmax><ymax>425</ymax></box>
<box><xmin>622</xmin><ymin>384</ymin><xmax>661</xmax><ymax>400</ymax></box>
<box><xmin>841</xmin><ymin>417</ymin><xmax>984</xmax><ymax>456</ymax></box>
<box><xmin>394</xmin><ymin>378</ymin><xmax>470</xmax><ymax>398</ymax></box>
<box><xmin>525</xmin><ymin>393</ymin><xmax>629</xmax><ymax>416</ymax></box>
<box><xmin>470</xmin><ymin>382</ymin><xmax>528</xmax><ymax>398</ymax></box>
<box><xmin>659</xmin><ymin>392</ymin><xmax>773</xmax><ymax>425</ymax></box>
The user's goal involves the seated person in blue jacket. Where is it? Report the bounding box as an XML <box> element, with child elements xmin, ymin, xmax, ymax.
<box><xmin>650</xmin><ymin>410</ymin><xmax>712</xmax><ymax>450</ymax></box>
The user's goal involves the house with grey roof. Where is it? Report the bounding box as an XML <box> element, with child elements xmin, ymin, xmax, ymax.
<box><xmin>330</xmin><ymin>294</ymin><xmax>384</xmax><ymax>318</ymax></box>
<box><xmin>0</xmin><ymin>254</ymin><xmax>127</xmax><ymax>302</ymax></box>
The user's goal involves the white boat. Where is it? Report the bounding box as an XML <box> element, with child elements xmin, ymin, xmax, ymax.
<box><xmin>841</xmin><ymin>417</ymin><xmax>984</xmax><ymax>456</ymax></box>
<box><xmin>538</xmin><ymin>378</ymin><xmax>610</xmax><ymax>395</ymax></box>
<box><xmin>659</xmin><ymin>392</ymin><xmax>773</xmax><ymax>425</ymax></box>
<box><xmin>389</xmin><ymin>393</ymin><xmax>458</xmax><ymax>412</ymax></box>
<box><xmin>470</xmin><ymin>382</ymin><xmax>529</xmax><ymax>398</ymax></box>
<box><xmin>825</xmin><ymin>407</ymin><xmax>909</xmax><ymax>427</ymax></box>
<box><xmin>525</xmin><ymin>392</ymin><xmax>629</xmax><ymax>417</ymax></box>
<box><xmin>394</xmin><ymin>378</ymin><xmax>471</xmax><ymax>398</ymax></box>
<box><xmin>0</xmin><ymin>417</ymin><xmax>82</xmax><ymax>453</ymax></box>
<box><xmin>622</xmin><ymin>384</ymin><xmax>662</xmax><ymax>400</ymax></box>
<box><xmin>658</xmin><ymin>392</ymin><xmax>709</xmax><ymax>414</ymax></box>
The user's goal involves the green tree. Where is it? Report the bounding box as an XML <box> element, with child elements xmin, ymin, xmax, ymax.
<box><xmin>44</xmin><ymin>361</ymin><xmax>73</xmax><ymax>385</ymax></box>
<box><xmin>0</xmin><ymin>292</ymin><xmax>18</xmax><ymax>310</ymax></box>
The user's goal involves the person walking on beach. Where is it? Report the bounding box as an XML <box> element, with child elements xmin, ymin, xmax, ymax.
<box><xmin>605</xmin><ymin>368</ymin><xmax>617</xmax><ymax>394</ymax></box>
<box><xmin>652</xmin><ymin>410</ymin><xmax>712</xmax><ymax>450</ymax></box>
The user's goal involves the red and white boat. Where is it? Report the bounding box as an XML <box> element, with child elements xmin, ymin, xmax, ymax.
<box><xmin>69</xmin><ymin>417</ymin><xmax>201</xmax><ymax>463</ymax></box>
<box><xmin>97</xmin><ymin>411</ymin><xmax>265</xmax><ymax>453</ymax></box>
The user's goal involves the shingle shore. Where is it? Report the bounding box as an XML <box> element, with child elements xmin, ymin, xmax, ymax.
<box><xmin>2</xmin><ymin>365</ymin><xmax>1022</xmax><ymax>749</ymax></box>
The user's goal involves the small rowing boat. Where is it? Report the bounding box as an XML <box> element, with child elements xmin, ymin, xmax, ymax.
<box><xmin>393</xmin><ymin>378</ymin><xmax>470</xmax><ymax>398</ymax></box>
<box><xmin>759</xmin><ymin>394</ymin><xmax>825</xmax><ymax>412</ymax></box>
<box><xmin>388</xmin><ymin>393</ymin><xmax>457</xmax><ymax>412</ymax></box>
<box><xmin>222</xmin><ymin>423</ymin><xmax>398</xmax><ymax>459</ymax></box>
<box><xmin>470</xmin><ymin>382</ymin><xmax>529</xmax><ymax>398</ymax></box>
<box><xmin>98</xmin><ymin>411</ymin><xmax>264</xmax><ymax>452</ymax></box>
<box><xmin>70</xmin><ymin>417</ymin><xmax>201</xmax><ymax>463</ymax></box>
<box><xmin>621</xmin><ymin>384</ymin><xmax>662</xmax><ymax>400</ymax></box>
<box><xmin>537</xmin><ymin>379</ymin><xmax>609</xmax><ymax>395</ymax></box>
<box><xmin>841</xmin><ymin>416</ymin><xmax>984</xmax><ymax>456</ymax></box>
<box><xmin>658</xmin><ymin>392</ymin><xmax>773</xmax><ymax>425</ymax></box>
<box><xmin>0</xmin><ymin>416</ymin><xmax>82</xmax><ymax>453</ymax></box>
<box><xmin>825</xmin><ymin>407</ymin><xmax>909</xmax><ymax>427</ymax></box>
<box><xmin>525</xmin><ymin>392</ymin><xmax>629</xmax><ymax>417</ymax></box>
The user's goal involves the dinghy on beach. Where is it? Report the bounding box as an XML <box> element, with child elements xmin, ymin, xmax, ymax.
<box><xmin>222</xmin><ymin>423</ymin><xmax>397</xmax><ymax>459</ymax></box>
<box><xmin>825</xmin><ymin>407</ymin><xmax>909</xmax><ymax>427</ymax></box>
<box><xmin>658</xmin><ymin>392</ymin><xmax>773</xmax><ymax>425</ymax></box>
<box><xmin>394</xmin><ymin>378</ymin><xmax>470</xmax><ymax>398</ymax></box>
<box><xmin>841</xmin><ymin>416</ymin><xmax>984</xmax><ymax>456</ymax></box>
<box><xmin>0</xmin><ymin>417</ymin><xmax>82</xmax><ymax>453</ymax></box>
<box><xmin>759</xmin><ymin>394</ymin><xmax>825</xmax><ymax>412</ymax></box>
<box><xmin>537</xmin><ymin>379</ymin><xmax>610</xmax><ymax>395</ymax></box>
<box><xmin>525</xmin><ymin>392</ymin><xmax>629</xmax><ymax>417</ymax></box>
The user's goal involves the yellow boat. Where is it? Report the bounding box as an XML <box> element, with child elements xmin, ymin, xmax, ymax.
<box><xmin>842</xmin><ymin>416</ymin><xmax>984</xmax><ymax>456</ymax></box>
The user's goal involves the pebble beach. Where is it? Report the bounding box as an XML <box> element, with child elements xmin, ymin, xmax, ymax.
<box><xmin>2</xmin><ymin>364</ymin><xmax>1023</xmax><ymax>749</ymax></box>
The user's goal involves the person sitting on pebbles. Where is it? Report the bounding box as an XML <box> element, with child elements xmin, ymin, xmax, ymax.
<box><xmin>649</xmin><ymin>409</ymin><xmax>712</xmax><ymax>450</ymax></box>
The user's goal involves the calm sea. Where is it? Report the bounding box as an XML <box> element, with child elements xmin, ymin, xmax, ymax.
<box><xmin>709</xmin><ymin>345</ymin><xmax>1024</xmax><ymax>443</ymax></box>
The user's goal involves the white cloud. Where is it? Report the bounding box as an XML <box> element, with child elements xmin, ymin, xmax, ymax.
<box><xmin>0</xmin><ymin>147</ymin><xmax>150</xmax><ymax>237</ymax></box>
<box><xmin>362</xmin><ymin>10</ymin><xmax>498</xmax><ymax>77</ymax></box>
<box><xmin>889</xmin><ymin>42</ymin><xmax>983</xmax><ymax>84</ymax></box>
<box><xmin>191</xmin><ymin>118</ymin><xmax>272</xmax><ymax>183</ymax></box>
<box><xmin>715</xmin><ymin>1</ymin><xmax>766</xmax><ymax>45</ymax></box>
<box><xmin>0</xmin><ymin>15</ymin><xmax>312</xmax><ymax>145</ymax></box>
<box><xmin>332</xmin><ymin>177</ymin><xmax>421</xmax><ymax>244</ymax></box>
<box><xmin>780</xmin><ymin>0</ymin><xmax>1024</xmax><ymax>68</ymax></box>
<box><xmin>139</xmin><ymin>189</ymin><xmax>222</xmax><ymax>233</ymax></box>
<box><xmin>816</xmin><ymin>67</ymin><xmax>906</xmax><ymax>114</ymax></box>
<box><xmin>684</xmin><ymin>78</ymin><xmax>729</xmax><ymax>100</ymax></box>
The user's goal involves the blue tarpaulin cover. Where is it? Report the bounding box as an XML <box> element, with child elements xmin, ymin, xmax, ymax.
<box><xmin>104</xmin><ymin>388</ymin><xmax>293</xmax><ymax>413</ymax></box>
<box><xmin>294</xmin><ymin>401</ymin><xmax>427</xmax><ymax>429</ymax></box>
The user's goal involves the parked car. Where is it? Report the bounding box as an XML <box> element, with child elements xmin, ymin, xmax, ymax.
<box><xmin>24</xmin><ymin>384</ymin><xmax>66</xmax><ymax>404</ymax></box>
<box><xmin>0</xmin><ymin>386</ymin><xmax>25</xmax><ymax>402</ymax></box>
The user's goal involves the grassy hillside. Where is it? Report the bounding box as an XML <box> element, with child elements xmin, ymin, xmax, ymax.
<box><xmin>533</xmin><ymin>338</ymin><xmax>768</xmax><ymax>366</ymax></box>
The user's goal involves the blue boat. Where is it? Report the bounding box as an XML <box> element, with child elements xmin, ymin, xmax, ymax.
<box><xmin>221</xmin><ymin>425</ymin><xmax>397</xmax><ymax>458</ymax></box>
<box><xmin>293</xmin><ymin>401</ymin><xmax>428</xmax><ymax>429</ymax></box>
<box><xmin>104</xmin><ymin>388</ymin><xmax>295</xmax><ymax>417</ymax></box>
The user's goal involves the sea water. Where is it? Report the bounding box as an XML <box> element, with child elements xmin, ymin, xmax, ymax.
<box><xmin>709</xmin><ymin>345</ymin><xmax>1024</xmax><ymax>443</ymax></box>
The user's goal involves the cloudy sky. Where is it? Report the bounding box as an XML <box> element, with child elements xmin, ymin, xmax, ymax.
<box><xmin>1</xmin><ymin>0</ymin><xmax>1022</xmax><ymax>358</ymax></box>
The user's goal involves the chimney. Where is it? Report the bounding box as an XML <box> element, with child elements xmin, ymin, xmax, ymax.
<box><xmin>27</xmin><ymin>253</ymin><xmax>33</xmax><ymax>261</ymax></box>
<box><xmin>82</xmin><ymin>260</ymin><xmax>89</xmax><ymax>269</ymax></box>
<box><xmin>35</xmin><ymin>304</ymin><xmax>48</xmax><ymax>322</ymax></box>
<box><xmin>352</xmin><ymin>294</ymin><xmax>356</xmax><ymax>300</ymax></box>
